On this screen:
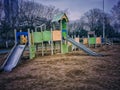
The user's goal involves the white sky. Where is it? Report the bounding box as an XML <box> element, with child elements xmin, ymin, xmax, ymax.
<box><xmin>32</xmin><ymin>0</ymin><xmax>119</xmax><ymax>21</ymax></box>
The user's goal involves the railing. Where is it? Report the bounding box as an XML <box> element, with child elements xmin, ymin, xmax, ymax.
<box><xmin>35</xmin><ymin>24</ymin><xmax>46</xmax><ymax>32</ymax></box>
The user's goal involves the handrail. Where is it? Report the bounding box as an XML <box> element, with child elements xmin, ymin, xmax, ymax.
<box><xmin>35</xmin><ymin>24</ymin><xmax>46</xmax><ymax>32</ymax></box>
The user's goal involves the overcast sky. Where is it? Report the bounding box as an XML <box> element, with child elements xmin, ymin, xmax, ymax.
<box><xmin>33</xmin><ymin>0</ymin><xmax>119</xmax><ymax>21</ymax></box>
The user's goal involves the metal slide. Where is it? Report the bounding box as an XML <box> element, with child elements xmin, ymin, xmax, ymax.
<box><xmin>66</xmin><ymin>37</ymin><xmax>102</xmax><ymax>56</ymax></box>
<box><xmin>1</xmin><ymin>44</ymin><xmax>26</xmax><ymax>72</ymax></box>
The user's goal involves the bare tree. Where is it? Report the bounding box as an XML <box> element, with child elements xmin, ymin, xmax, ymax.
<box><xmin>0</xmin><ymin>0</ymin><xmax>2</xmax><ymax>22</ymax></box>
<box><xmin>18</xmin><ymin>0</ymin><xmax>67</xmax><ymax>28</ymax></box>
<box><xmin>80</xmin><ymin>8</ymin><xmax>114</xmax><ymax>37</ymax></box>
<box><xmin>0</xmin><ymin>0</ymin><xmax>4</xmax><ymax>25</ymax></box>
<box><xmin>69</xmin><ymin>8</ymin><xmax>115</xmax><ymax>37</ymax></box>
<box><xmin>82</xmin><ymin>9</ymin><xmax>104</xmax><ymax>31</ymax></box>
<box><xmin>111</xmin><ymin>0</ymin><xmax>120</xmax><ymax>33</ymax></box>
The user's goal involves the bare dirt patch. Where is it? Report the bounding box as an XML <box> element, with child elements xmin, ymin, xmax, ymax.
<box><xmin>0</xmin><ymin>45</ymin><xmax>120</xmax><ymax>90</ymax></box>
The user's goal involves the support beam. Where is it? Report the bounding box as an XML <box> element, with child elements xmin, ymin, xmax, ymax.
<box><xmin>60</xmin><ymin>20</ymin><xmax>63</xmax><ymax>53</ymax></box>
<box><xmin>51</xmin><ymin>28</ymin><xmax>53</xmax><ymax>55</ymax></box>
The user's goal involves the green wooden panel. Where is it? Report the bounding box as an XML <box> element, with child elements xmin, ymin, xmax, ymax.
<box><xmin>62</xmin><ymin>22</ymin><xmax>66</xmax><ymax>29</ymax></box>
<box><xmin>62</xmin><ymin>32</ymin><xmax>67</xmax><ymax>39</ymax></box>
<box><xmin>62</xmin><ymin>44</ymin><xmax>68</xmax><ymax>54</ymax></box>
<box><xmin>33</xmin><ymin>32</ymin><xmax>43</xmax><ymax>43</ymax></box>
<box><xmin>43</xmin><ymin>31</ymin><xmax>51</xmax><ymax>41</ymax></box>
<box><xmin>29</xmin><ymin>45</ymin><xmax>36</xmax><ymax>59</ymax></box>
<box><xmin>62</xmin><ymin>19</ymin><xmax>67</xmax><ymax>30</ymax></box>
<box><xmin>62</xmin><ymin>30</ymin><xmax>67</xmax><ymax>39</ymax></box>
<box><xmin>89</xmin><ymin>37</ymin><xmax>96</xmax><ymax>44</ymax></box>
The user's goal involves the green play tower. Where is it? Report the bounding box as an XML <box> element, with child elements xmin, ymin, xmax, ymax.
<box><xmin>52</xmin><ymin>13</ymin><xmax>69</xmax><ymax>54</ymax></box>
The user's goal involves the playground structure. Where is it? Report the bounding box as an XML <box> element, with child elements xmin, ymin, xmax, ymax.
<box><xmin>83</xmin><ymin>31</ymin><xmax>102</xmax><ymax>47</ymax></box>
<box><xmin>81</xmin><ymin>31</ymin><xmax>113</xmax><ymax>47</ymax></box>
<box><xmin>68</xmin><ymin>31</ymin><xmax>102</xmax><ymax>50</ymax></box>
<box><xmin>0</xmin><ymin>13</ymin><xmax>102</xmax><ymax>72</ymax></box>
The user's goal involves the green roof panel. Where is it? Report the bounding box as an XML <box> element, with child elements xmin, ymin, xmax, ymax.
<box><xmin>52</xmin><ymin>13</ymin><xmax>69</xmax><ymax>22</ymax></box>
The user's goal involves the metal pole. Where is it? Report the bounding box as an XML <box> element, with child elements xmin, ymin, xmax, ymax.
<box><xmin>103</xmin><ymin>0</ymin><xmax>105</xmax><ymax>39</ymax></box>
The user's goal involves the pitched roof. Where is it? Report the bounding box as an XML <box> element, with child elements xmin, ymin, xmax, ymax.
<box><xmin>51</xmin><ymin>13</ymin><xmax>69</xmax><ymax>22</ymax></box>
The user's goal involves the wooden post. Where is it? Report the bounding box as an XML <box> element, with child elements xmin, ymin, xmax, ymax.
<box><xmin>66</xmin><ymin>21</ymin><xmax>68</xmax><ymax>52</ymax></box>
<box><xmin>45</xmin><ymin>24</ymin><xmax>46</xmax><ymax>30</ymax></box>
<box><xmin>51</xmin><ymin>28</ymin><xmax>53</xmax><ymax>55</ymax></box>
<box><xmin>28</xmin><ymin>29</ymin><xmax>31</xmax><ymax>46</ymax></box>
<box><xmin>60</xmin><ymin>20</ymin><xmax>62</xmax><ymax>53</ymax></box>
<box><xmin>54</xmin><ymin>42</ymin><xmax>56</xmax><ymax>54</ymax></box>
<box><xmin>45</xmin><ymin>43</ymin><xmax>47</xmax><ymax>54</ymax></box>
<box><xmin>28</xmin><ymin>29</ymin><xmax>31</xmax><ymax>59</ymax></box>
<box><xmin>35</xmin><ymin>27</ymin><xmax>37</xmax><ymax>32</ymax></box>
<box><xmin>94</xmin><ymin>35</ymin><xmax>97</xmax><ymax>48</ymax></box>
<box><xmin>74</xmin><ymin>35</ymin><xmax>77</xmax><ymax>51</ymax></box>
<box><xmin>53</xmin><ymin>23</ymin><xmax>55</xmax><ymax>30</ymax></box>
<box><xmin>88</xmin><ymin>33</ymin><xmax>90</xmax><ymax>47</ymax></box>
<box><xmin>31</xmin><ymin>30</ymin><xmax>34</xmax><ymax>46</ymax></box>
<box><xmin>41</xmin><ymin>26</ymin><xmax>44</xmax><ymax>56</ymax></box>
<box><xmin>78</xmin><ymin>35</ymin><xmax>80</xmax><ymax>51</ymax></box>
<box><xmin>100</xmin><ymin>35</ymin><xmax>102</xmax><ymax>47</ymax></box>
